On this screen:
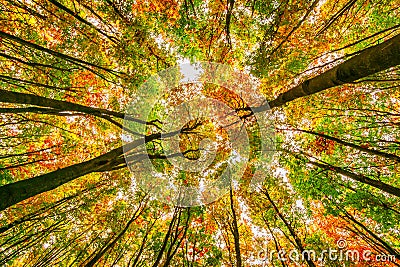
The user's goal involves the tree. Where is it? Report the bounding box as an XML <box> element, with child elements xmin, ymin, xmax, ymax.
<box><xmin>1</xmin><ymin>0</ymin><xmax>399</xmax><ymax>266</ymax></box>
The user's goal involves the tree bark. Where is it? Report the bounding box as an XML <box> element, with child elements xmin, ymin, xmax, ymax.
<box><xmin>310</xmin><ymin>160</ymin><xmax>400</xmax><ymax>197</ymax></box>
<box><xmin>151</xmin><ymin>208</ymin><xmax>180</xmax><ymax>267</ymax></box>
<box><xmin>0</xmin><ymin>131</ymin><xmax>172</xmax><ymax>211</ymax></box>
<box><xmin>84</xmin><ymin>197</ymin><xmax>147</xmax><ymax>267</ymax></box>
<box><xmin>341</xmin><ymin>210</ymin><xmax>400</xmax><ymax>259</ymax></box>
<box><xmin>0</xmin><ymin>31</ymin><xmax>119</xmax><ymax>75</ymax></box>
<box><xmin>229</xmin><ymin>187</ymin><xmax>242</xmax><ymax>267</ymax></box>
<box><xmin>284</xmin><ymin>149</ymin><xmax>400</xmax><ymax>197</ymax></box>
<box><xmin>262</xmin><ymin>189</ymin><xmax>316</xmax><ymax>267</ymax></box>
<box><xmin>255</xmin><ymin>33</ymin><xmax>400</xmax><ymax>110</ymax></box>
<box><xmin>0</xmin><ymin>181</ymin><xmax>106</xmax><ymax>233</ymax></box>
<box><xmin>0</xmin><ymin>132</ymin><xmax>167</xmax><ymax>211</ymax></box>
<box><xmin>0</xmin><ymin>145</ymin><xmax>124</xmax><ymax>211</ymax></box>
<box><xmin>0</xmin><ymin>89</ymin><xmax>123</xmax><ymax>118</ymax></box>
<box><xmin>0</xmin><ymin>89</ymin><xmax>150</xmax><ymax>125</ymax></box>
<box><xmin>48</xmin><ymin>0</ymin><xmax>119</xmax><ymax>44</ymax></box>
<box><xmin>286</xmin><ymin>128</ymin><xmax>400</xmax><ymax>162</ymax></box>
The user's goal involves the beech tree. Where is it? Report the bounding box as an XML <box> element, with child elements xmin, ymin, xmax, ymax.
<box><xmin>1</xmin><ymin>0</ymin><xmax>399</xmax><ymax>266</ymax></box>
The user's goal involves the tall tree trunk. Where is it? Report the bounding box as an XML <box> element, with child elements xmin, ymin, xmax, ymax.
<box><xmin>84</xmin><ymin>197</ymin><xmax>147</xmax><ymax>267</ymax></box>
<box><xmin>0</xmin><ymin>117</ymin><xmax>185</xmax><ymax>211</ymax></box>
<box><xmin>0</xmin><ymin>52</ymin><xmax>73</xmax><ymax>71</ymax></box>
<box><xmin>341</xmin><ymin>210</ymin><xmax>400</xmax><ymax>259</ymax></box>
<box><xmin>309</xmin><ymin>159</ymin><xmax>400</xmax><ymax>197</ymax></box>
<box><xmin>163</xmin><ymin>208</ymin><xmax>191</xmax><ymax>267</ymax></box>
<box><xmin>151</xmin><ymin>208</ymin><xmax>180</xmax><ymax>267</ymax></box>
<box><xmin>262</xmin><ymin>216</ymin><xmax>288</xmax><ymax>267</ymax></box>
<box><xmin>0</xmin><ymin>132</ymin><xmax>171</xmax><ymax>211</ymax></box>
<box><xmin>0</xmin><ymin>31</ymin><xmax>120</xmax><ymax>75</ymax></box>
<box><xmin>285</xmin><ymin>149</ymin><xmax>400</xmax><ymax>197</ymax></box>
<box><xmin>0</xmin><ymin>131</ymin><xmax>169</xmax><ymax>211</ymax></box>
<box><xmin>0</xmin><ymin>145</ymin><xmax>124</xmax><ymax>211</ymax></box>
<box><xmin>229</xmin><ymin>187</ymin><xmax>242</xmax><ymax>267</ymax></box>
<box><xmin>0</xmin><ymin>89</ymin><xmax>130</xmax><ymax>120</ymax></box>
<box><xmin>129</xmin><ymin>218</ymin><xmax>158</xmax><ymax>267</ymax></box>
<box><xmin>48</xmin><ymin>0</ymin><xmax>119</xmax><ymax>44</ymax></box>
<box><xmin>262</xmin><ymin>189</ymin><xmax>317</xmax><ymax>267</ymax></box>
<box><xmin>255</xmin><ymin>33</ymin><xmax>400</xmax><ymax>110</ymax></box>
<box><xmin>284</xmin><ymin>128</ymin><xmax>400</xmax><ymax>162</ymax></box>
<box><xmin>0</xmin><ymin>181</ymin><xmax>106</xmax><ymax>233</ymax></box>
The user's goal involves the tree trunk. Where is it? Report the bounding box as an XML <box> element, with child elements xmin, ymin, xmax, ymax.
<box><xmin>0</xmin><ymin>132</ymin><xmax>168</xmax><ymax>211</ymax></box>
<box><xmin>309</xmin><ymin>160</ymin><xmax>400</xmax><ymax>197</ymax></box>
<box><xmin>255</xmin><ymin>33</ymin><xmax>400</xmax><ymax>110</ymax></box>
<box><xmin>229</xmin><ymin>187</ymin><xmax>242</xmax><ymax>267</ymax></box>
<box><xmin>0</xmin><ymin>31</ymin><xmax>119</xmax><ymax>75</ymax></box>
<box><xmin>0</xmin><ymin>89</ymin><xmax>124</xmax><ymax>119</ymax></box>
<box><xmin>341</xmin><ymin>210</ymin><xmax>400</xmax><ymax>259</ymax></box>
<box><xmin>0</xmin><ymin>145</ymin><xmax>124</xmax><ymax>211</ymax></box>
<box><xmin>151</xmin><ymin>208</ymin><xmax>180</xmax><ymax>267</ymax></box>
<box><xmin>285</xmin><ymin>149</ymin><xmax>400</xmax><ymax>197</ymax></box>
<box><xmin>287</xmin><ymin>128</ymin><xmax>400</xmax><ymax>162</ymax></box>
<box><xmin>262</xmin><ymin>189</ymin><xmax>316</xmax><ymax>267</ymax></box>
<box><xmin>84</xmin><ymin>197</ymin><xmax>147</xmax><ymax>267</ymax></box>
<box><xmin>48</xmin><ymin>0</ymin><xmax>119</xmax><ymax>44</ymax></box>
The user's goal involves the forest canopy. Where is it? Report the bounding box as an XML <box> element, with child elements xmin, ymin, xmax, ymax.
<box><xmin>0</xmin><ymin>0</ymin><xmax>399</xmax><ymax>266</ymax></box>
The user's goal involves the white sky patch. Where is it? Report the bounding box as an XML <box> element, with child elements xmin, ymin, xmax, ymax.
<box><xmin>381</xmin><ymin>133</ymin><xmax>395</xmax><ymax>142</ymax></box>
<box><xmin>392</xmin><ymin>228</ymin><xmax>400</xmax><ymax>235</ymax></box>
<box><xmin>116</xmin><ymin>191</ymin><xmax>124</xmax><ymax>200</ymax></box>
<box><xmin>237</xmin><ymin>198</ymin><xmax>273</xmax><ymax>241</ymax></box>
<box><xmin>251</xmin><ymin>225</ymin><xmax>270</xmax><ymax>239</ymax></box>
<box><xmin>179</xmin><ymin>62</ymin><xmax>204</xmax><ymax>83</ymax></box>
<box><xmin>300</xmin><ymin>117</ymin><xmax>312</xmax><ymax>128</ymax></box>
<box><xmin>200</xmin><ymin>1</ymin><xmax>210</xmax><ymax>15</ymax></box>
<box><xmin>43</xmin><ymin>234</ymin><xmax>56</xmax><ymax>249</ymax></box>
<box><xmin>177</xmin><ymin>57</ymin><xmax>191</xmax><ymax>65</ymax></box>
<box><xmin>130</xmin><ymin>176</ymin><xmax>137</xmax><ymax>193</ymax></box>
<box><xmin>238</xmin><ymin>198</ymin><xmax>251</xmax><ymax>222</ymax></box>
<box><xmin>199</xmin><ymin>178</ymin><xmax>205</xmax><ymax>193</ymax></box>
<box><xmin>259</xmin><ymin>15</ymin><xmax>276</xmax><ymax>26</ymax></box>
<box><xmin>339</xmin><ymin>174</ymin><xmax>352</xmax><ymax>183</ymax></box>
<box><xmin>236</xmin><ymin>4</ymin><xmax>252</xmax><ymax>16</ymax></box>
<box><xmin>308</xmin><ymin>0</ymin><xmax>328</xmax><ymax>24</ymax></box>
<box><xmin>273</xmin><ymin>164</ymin><xmax>295</xmax><ymax>192</ymax></box>
<box><xmin>65</xmin><ymin>114</ymin><xmax>79</xmax><ymax>124</ymax></box>
<box><xmin>214</xmin><ymin>228</ymin><xmax>225</xmax><ymax>248</ymax></box>
<box><xmin>274</xmin><ymin>167</ymin><xmax>289</xmax><ymax>182</ymax></box>
<box><xmin>154</xmin><ymin>34</ymin><xmax>166</xmax><ymax>48</ymax></box>
<box><xmin>295</xmin><ymin>199</ymin><xmax>305</xmax><ymax>211</ymax></box>
<box><xmin>86</xmin><ymin>16</ymin><xmax>102</xmax><ymax>28</ymax></box>
<box><xmin>152</xmin><ymin>33</ymin><xmax>176</xmax><ymax>54</ymax></box>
